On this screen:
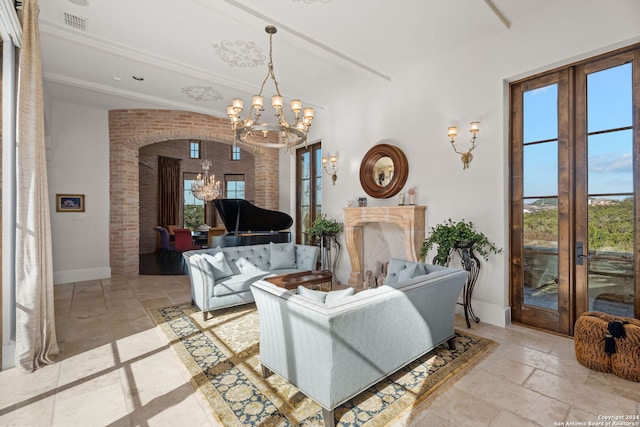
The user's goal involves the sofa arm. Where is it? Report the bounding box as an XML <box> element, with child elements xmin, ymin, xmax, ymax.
<box><xmin>183</xmin><ymin>252</ymin><xmax>216</xmax><ymax>312</ymax></box>
<box><xmin>295</xmin><ymin>244</ymin><xmax>319</xmax><ymax>270</ymax></box>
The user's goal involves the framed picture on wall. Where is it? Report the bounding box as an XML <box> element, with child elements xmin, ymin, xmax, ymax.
<box><xmin>56</xmin><ymin>194</ymin><xmax>85</xmax><ymax>212</ymax></box>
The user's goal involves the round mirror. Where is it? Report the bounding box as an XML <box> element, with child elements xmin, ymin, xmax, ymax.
<box><xmin>372</xmin><ymin>157</ymin><xmax>394</xmax><ymax>187</ymax></box>
<box><xmin>359</xmin><ymin>144</ymin><xmax>408</xmax><ymax>199</ymax></box>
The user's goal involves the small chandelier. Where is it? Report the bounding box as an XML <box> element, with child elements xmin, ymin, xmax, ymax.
<box><xmin>190</xmin><ymin>143</ymin><xmax>221</xmax><ymax>201</ymax></box>
<box><xmin>227</xmin><ymin>25</ymin><xmax>314</xmax><ymax>150</ymax></box>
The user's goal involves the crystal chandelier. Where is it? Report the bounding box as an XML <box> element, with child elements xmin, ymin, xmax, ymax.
<box><xmin>190</xmin><ymin>144</ymin><xmax>221</xmax><ymax>201</ymax></box>
<box><xmin>227</xmin><ymin>25</ymin><xmax>314</xmax><ymax>150</ymax></box>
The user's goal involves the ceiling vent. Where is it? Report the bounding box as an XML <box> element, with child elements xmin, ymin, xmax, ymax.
<box><xmin>61</xmin><ymin>11</ymin><xmax>87</xmax><ymax>31</ymax></box>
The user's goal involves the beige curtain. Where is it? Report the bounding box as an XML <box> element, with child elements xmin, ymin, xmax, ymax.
<box><xmin>15</xmin><ymin>0</ymin><xmax>59</xmax><ymax>371</ymax></box>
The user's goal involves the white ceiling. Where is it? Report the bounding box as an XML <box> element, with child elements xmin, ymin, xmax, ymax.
<box><xmin>38</xmin><ymin>0</ymin><xmax>560</xmax><ymax>118</ymax></box>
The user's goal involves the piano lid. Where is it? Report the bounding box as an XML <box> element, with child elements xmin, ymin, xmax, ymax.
<box><xmin>213</xmin><ymin>199</ymin><xmax>293</xmax><ymax>234</ymax></box>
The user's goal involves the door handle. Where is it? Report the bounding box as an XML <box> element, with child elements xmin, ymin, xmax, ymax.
<box><xmin>576</xmin><ymin>241</ymin><xmax>592</xmax><ymax>265</ymax></box>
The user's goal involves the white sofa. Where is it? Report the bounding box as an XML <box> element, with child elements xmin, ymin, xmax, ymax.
<box><xmin>250</xmin><ymin>258</ymin><xmax>468</xmax><ymax>427</ymax></box>
<box><xmin>183</xmin><ymin>242</ymin><xmax>319</xmax><ymax>319</ymax></box>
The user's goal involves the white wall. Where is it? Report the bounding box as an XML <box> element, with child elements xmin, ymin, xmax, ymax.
<box><xmin>48</xmin><ymin>100</ymin><xmax>111</xmax><ymax>284</ymax></box>
<box><xmin>317</xmin><ymin>0</ymin><xmax>640</xmax><ymax>327</ymax></box>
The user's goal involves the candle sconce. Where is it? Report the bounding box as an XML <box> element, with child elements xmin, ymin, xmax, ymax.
<box><xmin>448</xmin><ymin>121</ymin><xmax>480</xmax><ymax>170</ymax></box>
<box><xmin>322</xmin><ymin>154</ymin><xmax>338</xmax><ymax>185</ymax></box>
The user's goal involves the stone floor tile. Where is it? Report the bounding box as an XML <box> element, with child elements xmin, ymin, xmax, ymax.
<box><xmin>524</xmin><ymin>369</ymin><xmax>638</xmax><ymax>415</ymax></box>
<box><xmin>454</xmin><ymin>369</ymin><xmax>570</xmax><ymax>426</ymax></box>
<box><xmin>52</xmin><ymin>381</ymin><xmax>131</xmax><ymax>427</ymax></box>
<box><xmin>490</xmin><ymin>410</ymin><xmax>543</xmax><ymax>427</ymax></box>
<box><xmin>427</xmin><ymin>387</ymin><xmax>501</xmax><ymax>427</ymax></box>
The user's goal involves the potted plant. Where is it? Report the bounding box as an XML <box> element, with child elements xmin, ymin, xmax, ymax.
<box><xmin>420</xmin><ymin>218</ymin><xmax>502</xmax><ymax>266</ymax></box>
<box><xmin>308</xmin><ymin>215</ymin><xmax>344</xmax><ymax>241</ymax></box>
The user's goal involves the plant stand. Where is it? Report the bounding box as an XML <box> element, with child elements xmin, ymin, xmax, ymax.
<box><xmin>454</xmin><ymin>244</ymin><xmax>481</xmax><ymax>328</ymax></box>
<box><xmin>320</xmin><ymin>233</ymin><xmax>341</xmax><ymax>288</ymax></box>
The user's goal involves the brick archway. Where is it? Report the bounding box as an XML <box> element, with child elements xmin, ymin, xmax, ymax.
<box><xmin>109</xmin><ymin>109</ymin><xmax>279</xmax><ymax>276</ymax></box>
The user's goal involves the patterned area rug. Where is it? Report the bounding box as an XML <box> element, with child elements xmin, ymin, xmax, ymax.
<box><xmin>148</xmin><ymin>303</ymin><xmax>497</xmax><ymax>427</ymax></box>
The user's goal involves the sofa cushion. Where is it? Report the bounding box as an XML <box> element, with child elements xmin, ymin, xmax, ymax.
<box><xmin>385</xmin><ymin>258</ymin><xmax>418</xmax><ymax>286</ymax></box>
<box><xmin>223</xmin><ymin>245</ymin><xmax>271</xmax><ymax>274</ymax></box>
<box><xmin>214</xmin><ymin>272</ymin><xmax>271</xmax><ymax>297</ymax></box>
<box><xmin>269</xmin><ymin>242</ymin><xmax>297</xmax><ymax>269</ymax></box>
<box><xmin>297</xmin><ymin>286</ymin><xmax>355</xmax><ymax>304</ymax></box>
<box><xmin>200</xmin><ymin>250</ymin><xmax>233</xmax><ymax>280</ymax></box>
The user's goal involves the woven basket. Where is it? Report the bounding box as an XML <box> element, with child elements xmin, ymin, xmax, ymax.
<box><xmin>574</xmin><ymin>311</ymin><xmax>640</xmax><ymax>382</ymax></box>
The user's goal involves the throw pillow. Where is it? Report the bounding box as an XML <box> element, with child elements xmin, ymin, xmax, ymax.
<box><xmin>201</xmin><ymin>251</ymin><xmax>233</xmax><ymax>280</ymax></box>
<box><xmin>297</xmin><ymin>286</ymin><xmax>326</xmax><ymax>303</ymax></box>
<box><xmin>297</xmin><ymin>286</ymin><xmax>355</xmax><ymax>304</ymax></box>
<box><xmin>397</xmin><ymin>263</ymin><xmax>417</xmax><ymax>282</ymax></box>
<box><xmin>325</xmin><ymin>287</ymin><xmax>355</xmax><ymax>304</ymax></box>
<box><xmin>270</xmin><ymin>242</ymin><xmax>297</xmax><ymax>269</ymax></box>
<box><xmin>413</xmin><ymin>262</ymin><xmax>428</xmax><ymax>277</ymax></box>
<box><xmin>385</xmin><ymin>258</ymin><xmax>418</xmax><ymax>285</ymax></box>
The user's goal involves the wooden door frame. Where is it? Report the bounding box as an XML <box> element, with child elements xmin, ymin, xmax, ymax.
<box><xmin>295</xmin><ymin>142</ymin><xmax>321</xmax><ymax>244</ymax></box>
<box><xmin>510</xmin><ymin>43</ymin><xmax>640</xmax><ymax>335</ymax></box>
<box><xmin>510</xmin><ymin>70</ymin><xmax>573</xmax><ymax>334</ymax></box>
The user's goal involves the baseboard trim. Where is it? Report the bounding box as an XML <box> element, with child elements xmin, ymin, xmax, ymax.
<box><xmin>54</xmin><ymin>267</ymin><xmax>111</xmax><ymax>285</ymax></box>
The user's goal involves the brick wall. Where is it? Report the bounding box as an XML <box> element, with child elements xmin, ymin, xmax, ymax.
<box><xmin>109</xmin><ymin>109</ymin><xmax>279</xmax><ymax>276</ymax></box>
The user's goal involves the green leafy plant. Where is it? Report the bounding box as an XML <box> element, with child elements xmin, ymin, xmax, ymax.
<box><xmin>307</xmin><ymin>215</ymin><xmax>344</xmax><ymax>238</ymax></box>
<box><xmin>420</xmin><ymin>218</ymin><xmax>502</xmax><ymax>266</ymax></box>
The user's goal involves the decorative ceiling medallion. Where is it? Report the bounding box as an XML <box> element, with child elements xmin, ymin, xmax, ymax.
<box><xmin>182</xmin><ymin>86</ymin><xmax>223</xmax><ymax>101</ymax></box>
<box><xmin>212</xmin><ymin>40</ymin><xmax>266</xmax><ymax>68</ymax></box>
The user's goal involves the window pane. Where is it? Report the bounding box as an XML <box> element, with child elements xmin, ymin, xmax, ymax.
<box><xmin>190</xmin><ymin>141</ymin><xmax>200</xmax><ymax>159</ymax></box>
<box><xmin>587</xmin><ymin>63</ymin><xmax>632</xmax><ymax>133</ymax></box>
<box><xmin>184</xmin><ymin>178</ymin><xmax>204</xmax><ymax>229</ymax></box>
<box><xmin>301</xmin><ymin>152</ymin><xmax>310</xmax><ymax>179</ymax></box>
<box><xmin>588</xmin><ymin>197</ymin><xmax>634</xmax><ymax>317</ymax></box>
<box><xmin>523</xmin><ymin>84</ymin><xmax>558</xmax><ymax>143</ymax></box>
<box><xmin>523</xmin><ymin>251</ymin><xmax>558</xmax><ymax>310</ymax></box>
<box><xmin>523</xmin><ymin>142</ymin><xmax>558</xmax><ymax>197</ymax></box>
<box><xmin>315</xmin><ymin>150</ymin><xmax>322</xmax><ymax>178</ymax></box>
<box><xmin>301</xmin><ymin>206</ymin><xmax>311</xmax><ymax>245</ymax></box>
<box><xmin>588</xmin><ymin>130</ymin><xmax>633</xmax><ymax>195</ymax></box>
<box><xmin>523</xmin><ymin>197</ymin><xmax>558</xmax><ymax>248</ymax></box>
<box><xmin>315</xmin><ymin>177</ymin><xmax>322</xmax><ymax>202</ymax></box>
<box><xmin>301</xmin><ymin>179</ymin><xmax>310</xmax><ymax>206</ymax></box>
<box><xmin>523</xmin><ymin>197</ymin><xmax>558</xmax><ymax>310</ymax></box>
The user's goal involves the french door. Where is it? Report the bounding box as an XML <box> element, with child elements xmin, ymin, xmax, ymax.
<box><xmin>510</xmin><ymin>45</ymin><xmax>640</xmax><ymax>335</ymax></box>
<box><xmin>296</xmin><ymin>142</ymin><xmax>322</xmax><ymax>245</ymax></box>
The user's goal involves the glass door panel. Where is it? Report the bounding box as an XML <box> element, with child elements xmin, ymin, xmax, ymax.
<box><xmin>511</xmin><ymin>45</ymin><xmax>639</xmax><ymax>335</ymax></box>
<box><xmin>584</xmin><ymin>63</ymin><xmax>635</xmax><ymax>317</ymax></box>
<box><xmin>521</xmin><ymin>84</ymin><xmax>560</xmax><ymax>312</ymax></box>
<box><xmin>296</xmin><ymin>142</ymin><xmax>322</xmax><ymax>246</ymax></box>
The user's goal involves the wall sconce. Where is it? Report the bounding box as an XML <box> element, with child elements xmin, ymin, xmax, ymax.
<box><xmin>448</xmin><ymin>121</ymin><xmax>479</xmax><ymax>170</ymax></box>
<box><xmin>322</xmin><ymin>154</ymin><xmax>338</xmax><ymax>185</ymax></box>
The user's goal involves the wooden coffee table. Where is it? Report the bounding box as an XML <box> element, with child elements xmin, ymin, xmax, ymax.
<box><xmin>265</xmin><ymin>270</ymin><xmax>333</xmax><ymax>291</ymax></box>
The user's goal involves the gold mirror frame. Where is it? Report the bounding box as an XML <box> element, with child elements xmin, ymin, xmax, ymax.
<box><xmin>359</xmin><ymin>144</ymin><xmax>408</xmax><ymax>199</ymax></box>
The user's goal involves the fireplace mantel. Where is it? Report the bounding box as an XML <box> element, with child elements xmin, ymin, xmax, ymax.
<box><xmin>343</xmin><ymin>205</ymin><xmax>427</xmax><ymax>288</ymax></box>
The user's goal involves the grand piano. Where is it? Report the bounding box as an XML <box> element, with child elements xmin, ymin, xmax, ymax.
<box><xmin>212</xmin><ymin>198</ymin><xmax>293</xmax><ymax>246</ymax></box>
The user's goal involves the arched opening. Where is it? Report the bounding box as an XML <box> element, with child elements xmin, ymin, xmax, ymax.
<box><xmin>108</xmin><ymin>109</ymin><xmax>280</xmax><ymax>276</ymax></box>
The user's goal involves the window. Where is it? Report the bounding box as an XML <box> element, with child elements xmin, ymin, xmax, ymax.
<box><xmin>183</xmin><ymin>173</ymin><xmax>205</xmax><ymax>229</ymax></box>
<box><xmin>190</xmin><ymin>141</ymin><xmax>200</xmax><ymax>159</ymax></box>
<box><xmin>296</xmin><ymin>142</ymin><xmax>322</xmax><ymax>245</ymax></box>
<box><xmin>225</xmin><ymin>174</ymin><xmax>245</xmax><ymax>199</ymax></box>
<box><xmin>230</xmin><ymin>145</ymin><xmax>241</xmax><ymax>161</ymax></box>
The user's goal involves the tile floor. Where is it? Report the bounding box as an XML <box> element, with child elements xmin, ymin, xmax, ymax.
<box><xmin>0</xmin><ymin>275</ymin><xmax>638</xmax><ymax>427</ymax></box>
